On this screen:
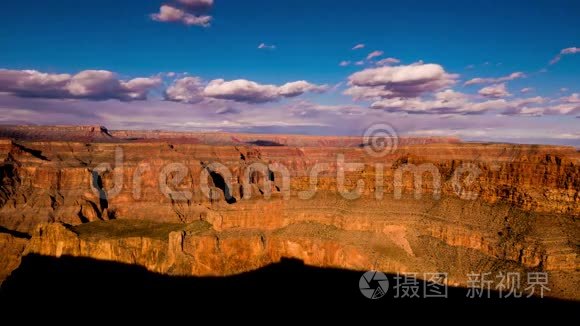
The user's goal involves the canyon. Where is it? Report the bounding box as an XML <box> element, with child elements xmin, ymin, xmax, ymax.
<box><xmin>0</xmin><ymin>125</ymin><xmax>578</xmax><ymax>300</ymax></box>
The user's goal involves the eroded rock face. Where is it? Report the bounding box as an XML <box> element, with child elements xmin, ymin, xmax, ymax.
<box><xmin>0</xmin><ymin>126</ymin><xmax>578</xmax><ymax>298</ymax></box>
<box><xmin>0</xmin><ymin>233</ymin><xmax>28</xmax><ymax>283</ymax></box>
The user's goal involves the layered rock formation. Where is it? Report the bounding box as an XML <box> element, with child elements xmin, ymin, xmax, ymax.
<box><xmin>0</xmin><ymin>125</ymin><xmax>578</xmax><ymax>300</ymax></box>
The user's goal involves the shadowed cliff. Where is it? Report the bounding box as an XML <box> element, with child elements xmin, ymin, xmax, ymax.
<box><xmin>1</xmin><ymin>254</ymin><xmax>577</xmax><ymax>308</ymax></box>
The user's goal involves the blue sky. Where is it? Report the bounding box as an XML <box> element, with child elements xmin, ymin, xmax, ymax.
<box><xmin>0</xmin><ymin>0</ymin><xmax>579</xmax><ymax>145</ymax></box>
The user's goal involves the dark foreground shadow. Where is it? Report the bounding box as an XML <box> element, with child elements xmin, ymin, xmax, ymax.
<box><xmin>246</xmin><ymin>140</ymin><xmax>285</xmax><ymax>146</ymax></box>
<box><xmin>1</xmin><ymin>255</ymin><xmax>578</xmax><ymax>312</ymax></box>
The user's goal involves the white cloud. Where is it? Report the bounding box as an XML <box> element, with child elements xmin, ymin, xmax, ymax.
<box><xmin>368</xmin><ymin>90</ymin><xmax>552</xmax><ymax>116</ymax></box>
<box><xmin>166</xmin><ymin>77</ymin><xmax>328</xmax><ymax>104</ymax></box>
<box><xmin>66</xmin><ymin>70</ymin><xmax>118</xmax><ymax>97</ymax></box>
<box><xmin>352</xmin><ymin>44</ymin><xmax>365</xmax><ymax>50</ymax></box>
<box><xmin>500</xmin><ymin>96</ymin><xmax>545</xmax><ymax>116</ymax></box>
<box><xmin>434</xmin><ymin>89</ymin><xmax>466</xmax><ymax>101</ymax></box>
<box><xmin>258</xmin><ymin>43</ymin><xmax>276</xmax><ymax>50</ymax></box>
<box><xmin>343</xmin><ymin>85</ymin><xmax>395</xmax><ymax>100</ymax></box>
<box><xmin>277</xmin><ymin>80</ymin><xmax>328</xmax><ymax>97</ymax></box>
<box><xmin>370</xmin><ymin>90</ymin><xmax>504</xmax><ymax>114</ymax></box>
<box><xmin>464</xmin><ymin>72</ymin><xmax>525</xmax><ymax>85</ymax></box>
<box><xmin>560</xmin><ymin>93</ymin><xmax>580</xmax><ymax>103</ymax></box>
<box><xmin>345</xmin><ymin>63</ymin><xmax>457</xmax><ymax>99</ymax></box>
<box><xmin>375</xmin><ymin>57</ymin><xmax>400</xmax><ymax>66</ymax></box>
<box><xmin>0</xmin><ymin>69</ymin><xmax>70</xmax><ymax>97</ymax></box>
<box><xmin>150</xmin><ymin>4</ymin><xmax>212</xmax><ymax>27</ymax></box>
<box><xmin>550</xmin><ymin>47</ymin><xmax>580</xmax><ymax>65</ymax></box>
<box><xmin>121</xmin><ymin>77</ymin><xmax>162</xmax><ymax>100</ymax></box>
<box><xmin>562</xmin><ymin>47</ymin><xmax>580</xmax><ymax>54</ymax></box>
<box><xmin>552</xmin><ymin>132</ymin><xmax>580</xmax><ymax>140</ymax></box>
<box><xmin>176</xmin><ymin>0</ymin><xmax>214</xmax><ymax>8</ymax></box>
<box><xmin>508</xmin><ymin>96</ymin><xmax>546</xmax><ymax>106</ymax></box>
<box><xmin>520</xmin><ymin>87</ymin><xmax>533</xmax><ymax>93</ymax></box>
<box><xmin>544</xmin><ymin>103</ymin><xmax>580</xmax><ymax>115</ymax></box>
<box><xmin>0</xmin><ymin>68</ymin><xmax>160</xmax><ymax>101</ymax></box>
<box><xmin>478</xmin><ymin>83</ymin><xmax>511</xmax><ymax>98</ymax></box>
<box><xmin>366</xmin><ymin>50</ymin><xmax>383</xmax><ymax>61</ymax></box>
<box><xmin>339</xmin><ymin>60</ymin><xmax>351</xmax><ymax>67</ymax></box>
<box><xmin>202</xmin><ymin>79</ymin><xmax>279</xmax><ymax>103</ymax></box>
<box><xmin>164</xmin><ymin>77</ymin><xmax>205</xmax><ymax>103</ymax></box>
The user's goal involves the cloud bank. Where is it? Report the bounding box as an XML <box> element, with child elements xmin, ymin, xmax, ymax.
<box><xmin>165</xmin><ymin>77</ymin><xmax>328</xmax><ymax>104</ymax></box>
<box><xmin>0</xmin><ymin>69</ymin><xmax>161</xmax><ymax>101</ymax></box>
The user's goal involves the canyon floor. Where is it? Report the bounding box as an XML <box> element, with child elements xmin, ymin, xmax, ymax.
<box><xmin>0</xmin><ymin>125</ymin><xmax>578</xmax><ymax>304</ymax></box>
